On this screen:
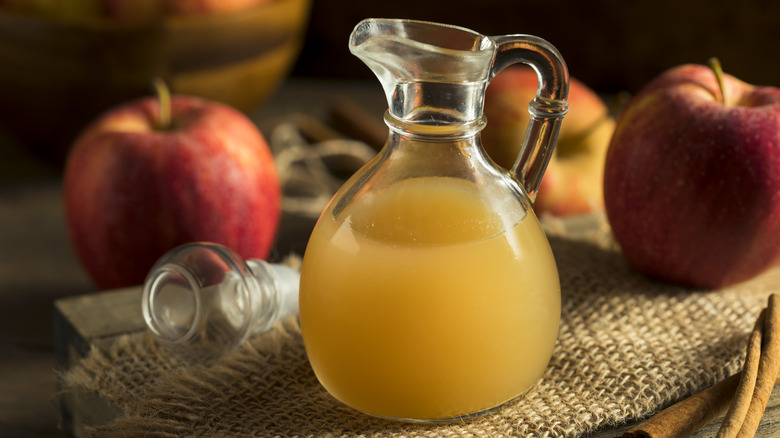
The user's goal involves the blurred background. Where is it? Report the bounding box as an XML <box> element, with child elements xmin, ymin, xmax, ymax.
<box><xmin>295</xmin><ymin>0</ymin><xmax>780</xmax><ymax>93</ymax></box>
<box><xmin>1</xmin><ymin>0</ymin><xmax>778</xmax><ymax>183</ymax></box>
<box><xmin>1</xmin><ymin>1</ymin><xmax>778</xmax><ymax>436</ymax></box>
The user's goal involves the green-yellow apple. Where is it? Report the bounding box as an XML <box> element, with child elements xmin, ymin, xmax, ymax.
<box><xmin>64</xmin><ymin>82</ymin><xmax>281</xmax><ymax>290</ymax></box>
<box><xmin>604</xmin><ymin>59</ymin><xmax>780</xmax><ymax>289</ymax></box>
<box><xmin>482</xmin><ymin>65</ymin><xmax>615</xmax><ymax>216</ymax></box>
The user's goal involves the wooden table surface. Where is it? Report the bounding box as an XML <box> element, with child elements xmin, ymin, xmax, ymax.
<box><xmin>1</xmin><ymin>79</ymin><xmax>778</xmax><ymax>437</ymax></box>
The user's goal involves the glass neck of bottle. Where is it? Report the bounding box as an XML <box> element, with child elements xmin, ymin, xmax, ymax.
<box><xmin>388</xmin><ymin>80</ymin><xmax>488</xmax><ymax>127</ymax></box>
<box><xmin>380</xmin><ymin>109</ymin><xmax>496</xmax><ymax>184</ymax></box>
<box><xmin>384</xmin><ymin>109</ymin><xmax>487</xmax><ymax>143</ymax></box>
<box><xmin>245</xmin><ymin>259</ymin><xmax>300</xmax><ymax>335</ymax></box>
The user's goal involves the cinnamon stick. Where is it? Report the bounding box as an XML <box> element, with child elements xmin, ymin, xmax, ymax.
<box><xmin>622</xmin><ymin>373</ymin><xmax>741</xmax><ymax>438</ymax></box>
<box><xmin>716</xmin><ymin>310</ymin><xmax>766</xmax><ymax>437</ymax></box>
<box><xmin>735</xmin><ymin>294</ymin><xmax>780</xmax><ymax>437</ymax></box>
<box><xmin>623</xmin><ymin>294</ymin><xmax>780</xmax><ymax>438</ymax></box>
<box><xmin>328</xmin><ymin>97</ymin><xmax>387</xmax><ymax>151</ymax></box>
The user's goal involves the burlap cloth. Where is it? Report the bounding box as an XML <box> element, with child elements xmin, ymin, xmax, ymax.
<box><xmin>58</xmin><ymin>213</ymin><xmax>779</xmax><ymax>437</ymax></box>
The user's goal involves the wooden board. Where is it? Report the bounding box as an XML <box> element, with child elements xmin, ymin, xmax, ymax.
<box><xmin>54</xmin><ymin>287</ymin><xmax>144</xmax><ymax>438</ymax></box>
<box><xmin>54</xmin><ymin>286</ymin><xmax>145</xmax><ymax>370</ymax></box>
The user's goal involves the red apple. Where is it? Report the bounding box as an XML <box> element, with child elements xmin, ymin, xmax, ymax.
<box><xmin>64</xmin><ymin>82</ymin><xmax>281</xmax><ymax>290</ymax></box>
<box><xmin>482</xmin><ymin>66</ymin><xmax>615</xmax><ymax>216</ymax></box>
<box><xmin>604</xmin><ymin>59</ymin><xmax>780</xmax><ymax>289</ymax></box>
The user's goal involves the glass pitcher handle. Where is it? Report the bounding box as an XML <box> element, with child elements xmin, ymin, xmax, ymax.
<box><xmin>488</xmin><ymin>35</ymin><xmax>569</xmax><ymax>200</ymax></box>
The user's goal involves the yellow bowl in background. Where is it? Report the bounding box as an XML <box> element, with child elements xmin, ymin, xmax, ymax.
<box><xmin>0</xmin><ymin>0</ymin><xmax>311</xmax><ymax>165</ymax></box>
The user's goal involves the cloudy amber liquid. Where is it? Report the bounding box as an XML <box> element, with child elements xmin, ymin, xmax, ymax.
<box><xmin>299</xmin><ymin>177</ymin><xmax>560</xmax><ymax>421</ymax></box>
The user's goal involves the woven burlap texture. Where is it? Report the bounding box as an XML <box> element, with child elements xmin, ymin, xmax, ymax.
<box><xmin>60</xmin><ymin>219</ymin><xmax>777</xmax><ymax>437</ymax></box>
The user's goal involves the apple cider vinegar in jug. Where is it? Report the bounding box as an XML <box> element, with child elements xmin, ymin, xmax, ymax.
<box><xmin>299</xmin><ymin>18</ymin><xmax>569</xmax><ymax>422</ymax></box>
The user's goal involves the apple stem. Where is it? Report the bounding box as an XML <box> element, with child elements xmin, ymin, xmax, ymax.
<box><xmin>708</xmin><ymin>57</ymin><xmax>727</xmax><ymax>104</ymax></box>
<box><xmin>152</xmin><ymin>78</ymin><xmax>172</xmax><ymax>130</ymax></box>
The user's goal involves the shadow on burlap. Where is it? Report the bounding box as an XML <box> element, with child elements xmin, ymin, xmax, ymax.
<box><xmin>58</xmin><ymin>218</ymin><xmax>777</xmax><ymax>437</ymax></box>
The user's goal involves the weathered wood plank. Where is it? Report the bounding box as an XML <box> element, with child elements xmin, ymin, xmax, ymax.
<box><xmin>53</xmin><ymin>286</ymin><xmax>145</xmax><ymax>370</ymax></box>
<box><xmin>54</xmin><ymin>287</ymin><xmax>144</xmax><ymax>438</ymax></box>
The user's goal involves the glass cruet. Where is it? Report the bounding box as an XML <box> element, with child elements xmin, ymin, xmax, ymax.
<box><xmin>299</xmin><ymin>18</ymin><xmax>569</xmax><ymax>423</ymax></box>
